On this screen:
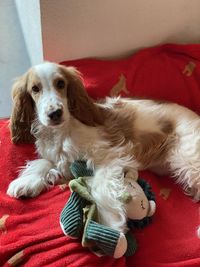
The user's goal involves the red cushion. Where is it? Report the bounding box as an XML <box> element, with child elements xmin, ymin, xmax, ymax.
<box><xmin>1</xmin><ymin>44</ymin><xmax>200</xmax><ymax>267</ymax></box>
<box><xmin>62</xmin><ymin>43</ymin><xmax>200</xmax><ymax>113</ymax></box>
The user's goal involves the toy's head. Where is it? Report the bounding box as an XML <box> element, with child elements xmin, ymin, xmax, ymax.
<box><xmin>123</xmin><ymin>178</ymin><xmax>156</xmax><ymax>220</ymax></box>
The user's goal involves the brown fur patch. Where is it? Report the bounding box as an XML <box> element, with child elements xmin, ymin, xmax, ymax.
<box><xmin>10</xmin><ymin>73</ymin><xmax>35</xmax><ymax>144</ymax></box>
<box><xmin>159</xmin><ymin>119</ymin><xmax>174</xmax><ymax>134</ymax></box>
<box><xmin>133</xmin><ymin>131</ymin><xmax>174</xmax><ymax>168</ymax></box>
<box><xmin>59</xmin><ymin>66</ymin><xmax>104</xmax><ymax>126</ymax></box>
<box><xmin>101</xmin><ymin>102</ymin><xmax>175</xmax><ymax>169</ymax></box>
<box><xmin>26</xmin><ymin>69</ymin><xmax>43</xmax><ymax>103</ymax></box>
<box><xmin>102</xmin><ymin>108</ymin><xmax>135</xmax><ymax>146</ymax></box>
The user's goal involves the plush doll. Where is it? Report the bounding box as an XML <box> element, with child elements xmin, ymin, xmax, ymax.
<box><xmin>60</xmin><ymin>161</ymin><xmax>156</xmax><ymax>258</ymax></box>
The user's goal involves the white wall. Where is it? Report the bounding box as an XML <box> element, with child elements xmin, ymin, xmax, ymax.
<box><xmin>0</xmin><ymin>0</ymin><xmax>43</xmax><ymax>118</ymax></box>
<box><xmin>15</xmin><ymin>0</ymin><xmax>43</xmax><ymax>66</ymax></box>
<box><xmin>41</xmin><ymin>0</ymin><xmax>200</xmax><ymax>62</ymax></box>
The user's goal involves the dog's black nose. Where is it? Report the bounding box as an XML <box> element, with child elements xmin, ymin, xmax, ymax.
<box><xmin>48</xmin><ymin>109</ymin><xmax>63</xmax><ymax>121</ymax></box>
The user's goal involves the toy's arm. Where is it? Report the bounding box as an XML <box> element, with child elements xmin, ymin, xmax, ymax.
<box><xmin>69</xmin><ymin>177</ymin><xmax>94</xmax><ymax>203</ymax></box>
<box><xmin>125</xmin><ymin>170</ymin><xmax>138</xmax><ymax>181</ymax></box>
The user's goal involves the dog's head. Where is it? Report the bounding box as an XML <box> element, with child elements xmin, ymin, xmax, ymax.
<box><xmin>10</xmin><ymin>62</ymin><xmax>103</xmax><ymax>143</ymax></box>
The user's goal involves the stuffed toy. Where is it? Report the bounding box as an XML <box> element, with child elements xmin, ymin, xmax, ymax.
<box><xmin>60</xmin><ymin>161</ymin><xmax>156</xmax><ymax>258</ymax></box>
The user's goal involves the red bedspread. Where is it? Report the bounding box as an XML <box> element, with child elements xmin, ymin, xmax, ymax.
<box><xmin>0</xmin><ymin>44</ymin><xmax>200</xmax><ymax>267</ymax></box>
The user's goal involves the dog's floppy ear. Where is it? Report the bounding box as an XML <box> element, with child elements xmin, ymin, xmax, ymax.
<box><xmin>10</xmin><ymin>73</ymin><xmax>35</xmax><ymax>143</ymax></box>
<box><xmin>60</xmin><ymin>65</ymin><xmax>104</xmax><ymax>126</ymax></box>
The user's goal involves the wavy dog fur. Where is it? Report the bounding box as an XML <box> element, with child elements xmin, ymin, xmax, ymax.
<box><xmin>7</xmin><ymin>62</ymin><xmax>200</xmax><ymax>233</ymax></box>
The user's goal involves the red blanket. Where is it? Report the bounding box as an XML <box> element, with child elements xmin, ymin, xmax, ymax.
<box><xmin>1</xmin><ymin>44</ymin><xmax>200</xmax><ymax>267</ymax></box>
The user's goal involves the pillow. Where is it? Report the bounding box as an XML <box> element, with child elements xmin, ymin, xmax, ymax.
<box><xmin>61</xmin><ymin>44</ymin><xmax>200</xmax><ymax>113</ymax></box>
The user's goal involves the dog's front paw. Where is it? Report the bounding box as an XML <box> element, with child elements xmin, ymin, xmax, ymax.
<box><xmin>7</xmin><ymin>177</ymin><xmax>46</xmax><ymax>198</ymax></box>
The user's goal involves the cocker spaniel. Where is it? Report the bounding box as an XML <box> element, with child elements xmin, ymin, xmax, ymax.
<box><xmin>7</xmin><ymin>62</ymin><xmax>200</xmax><ymax>234</ymax></box>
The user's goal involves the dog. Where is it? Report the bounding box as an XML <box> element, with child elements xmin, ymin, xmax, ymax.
<box><xmin>7</xmin><ymin>62</ymin><xmax>200</xmax><ymax>233</ymax></box>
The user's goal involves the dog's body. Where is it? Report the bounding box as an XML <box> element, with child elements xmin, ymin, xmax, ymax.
<box><xmin>7</xmin><ymin>62</ymin><xmax>200</xmax><ymax>233</ymax></box>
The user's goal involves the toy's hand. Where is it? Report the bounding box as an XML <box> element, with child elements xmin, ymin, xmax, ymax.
<box><xmin>148</xmin><ymin>200</ymin><xmax>156</xmax><ymax>216</ymax></box>
<box><xmin>125</xmin><ymin>170</ymin><xmax>138</xmax><ymax>181</ymax></box>
<box><xmin>120</xmin><ymin>192</ymin><xmax>132</xmax><ymax>203</ymax></box>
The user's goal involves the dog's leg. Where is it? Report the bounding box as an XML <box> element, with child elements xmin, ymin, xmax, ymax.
<box><xmin>7</xmin><ymin>159</ymin><xmax>59</xmax><ymax>198</ymax></box>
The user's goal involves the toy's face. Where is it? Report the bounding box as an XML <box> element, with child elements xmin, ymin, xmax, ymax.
<box><xmin>124</xmin><ymin>178</ymin><xmax>156</xmax><ymax>220</ymax></box>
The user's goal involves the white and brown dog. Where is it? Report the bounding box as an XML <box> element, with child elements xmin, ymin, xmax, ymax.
<box><xmin>7</xmin><ymin>62</ymin><xmax>200</xmax><ymax>233</ymax></box>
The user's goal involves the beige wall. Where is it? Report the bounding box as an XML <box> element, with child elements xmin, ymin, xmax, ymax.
<box><xmin>41</xmin><ymin>0</ymin><xmax>200</xmax><ymax>62</ymax></box>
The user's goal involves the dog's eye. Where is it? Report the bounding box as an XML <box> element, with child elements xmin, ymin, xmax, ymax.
<box><xmin>56</xmin><ymin>79</ymin><xmax>65</xmax><ymax>89</ymax></box>
<box><xmin>32</xmin><ymin>85</ymin><xmax>40</xmax><ymax>93</ymax></box>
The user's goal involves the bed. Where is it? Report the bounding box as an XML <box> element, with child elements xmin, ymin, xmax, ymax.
<box><xmin>0</xmin><ymin>44</ymin><xmax>200</xmax><ymax>267</ymax></box>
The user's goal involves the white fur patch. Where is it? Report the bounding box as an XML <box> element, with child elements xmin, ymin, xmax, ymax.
<box><xmin>7</xmin><ymin>159</ymin><xmax>54</xmax><ymax>198</ymax></box>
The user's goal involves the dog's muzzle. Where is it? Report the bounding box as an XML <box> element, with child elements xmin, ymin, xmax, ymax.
<box><xmin>47</xmin><ymin>108</ymin><xmax>63</xmax><ymax>125</ymax></box>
